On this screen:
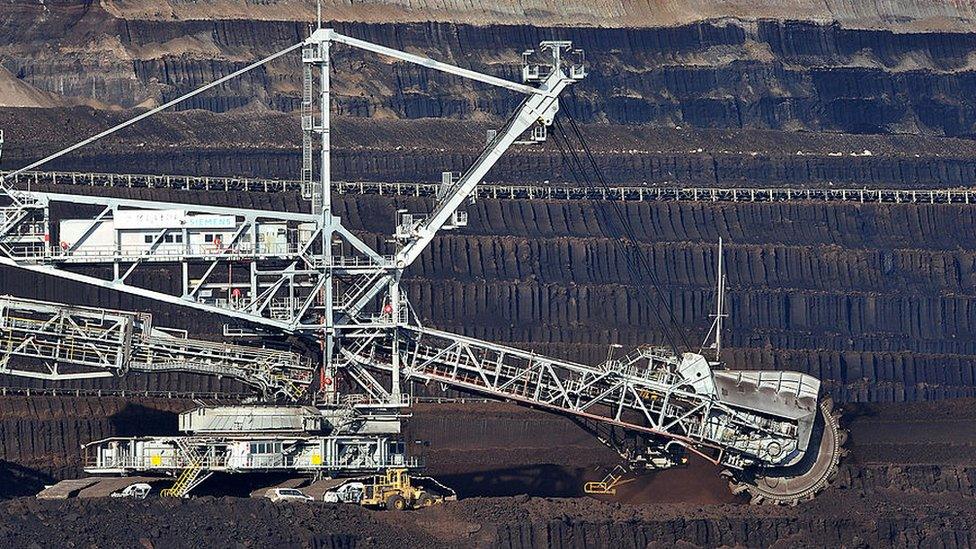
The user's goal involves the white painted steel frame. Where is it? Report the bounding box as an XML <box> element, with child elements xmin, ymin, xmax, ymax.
<box><xmin>0</xmin><ymin>295</ymin><xmax>313</xmax><ymax>399</ymax></box>
<box><xmin>341</xmin><ymin>325</ymin><xmax>816</xmax><ymax>471</ymax></box>
<box><xmin>83</xmin><ymin>434</ymin><xmax>418</xmax><ymax>475</ymax></box>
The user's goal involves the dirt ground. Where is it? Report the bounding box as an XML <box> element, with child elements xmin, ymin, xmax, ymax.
<box><xmin>0</xmin><ymin>481</ymin><xmax>972</xmax><ymax>548</ymax></box>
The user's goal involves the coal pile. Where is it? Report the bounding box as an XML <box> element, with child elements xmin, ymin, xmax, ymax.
<box><xmin>1</xmin><ymin>488</ymin><xmax>973</xmax><ymax>548</ymax></box>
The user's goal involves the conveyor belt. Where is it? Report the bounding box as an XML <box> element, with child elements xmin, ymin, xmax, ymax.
<box><xmin>0</xmin><ymin>295</ymin><xmax>313</xmax><ymax>401</ymax></box>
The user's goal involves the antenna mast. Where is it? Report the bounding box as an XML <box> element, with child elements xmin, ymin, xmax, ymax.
<box><xmin>714</xmin><ymin>237</ymin><xmax>726</xmax><ymax>361</ymax></box>
<box><xmin>701</xmin><ymin>238</ymin><xmax>728</xmax><ymax>362</ymax></box>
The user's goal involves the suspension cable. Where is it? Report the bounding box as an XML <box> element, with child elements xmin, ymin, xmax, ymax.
<box><xmin>551</xmin><ymin>114</ymin><xmax>693</xmax><ymax>354</ymax></box>
<box><xmin>1</xmin><ymin>42</ymin><xmax>305</xmax><ymax>183</ymax></box>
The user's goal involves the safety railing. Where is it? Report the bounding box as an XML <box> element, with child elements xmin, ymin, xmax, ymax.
<box><xmin>2</xmin><ymin>170</ymin><xmax>302</xmax><ymax>194</ymax></box>
<box><xmin>83</xmin><ymin>441</ymin><xmax>422</xmax><ymax>471</ymax></box>
<box><xmin>0</xmin><ymin>383</ymin><xmax>493</xmax><ymax>404</ymax></box>
<box><xmin>0</xmin><ymin>386</ymin><xmax>252</xmax><ymax>400</ymax></box>
<box><xmin>11</xmin><ymin>241</ymin><xmax>304</xmax><ymax>262</ymax></box>
<box><xmin>6</xmin><ymin>170</ymin><xmax>976</xmax><ymax>205</ymax></box>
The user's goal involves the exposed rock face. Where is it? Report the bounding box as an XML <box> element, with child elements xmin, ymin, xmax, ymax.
<box><xmin>392</xmin><ymin>196</ymin><xmax>976</xmax><ymax>403</ymax></box>
<box><xmin>0</xmin><ymin>396</ymin><xmax>186</xmax><ymax>479</ymax></box>
<box><xmin>4</xmin><ymin>108</ymin><xmax>976</xmax><ymax>191</ymax></box>
<box><xmin>3</xmin><ymin>11</ymin><xmax>976</xmax><ymax>137</ymax></box>
<box><xmin>97</xmin><ymin>0</ymin><xmax>976</xmax><ymax>31</ymax></box>
<box><xmin>2</xmin><ymin>492</ymin><xmax>974</xmax><ymax>548</ymax></box>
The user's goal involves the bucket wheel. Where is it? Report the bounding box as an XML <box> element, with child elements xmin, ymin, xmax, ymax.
<box><xmin>727</xmin><ymin>397</ymin><xmax>848</xmax><ymax>505</ymax></box>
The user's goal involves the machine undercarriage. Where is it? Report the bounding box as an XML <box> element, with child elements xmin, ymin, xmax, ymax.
<box><xmin>0</xmin><ymin>24</ymin><xmax>844</xmax><ymax>504</ymax></box>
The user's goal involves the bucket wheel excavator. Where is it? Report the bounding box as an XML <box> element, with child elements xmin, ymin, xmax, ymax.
<box><xmin>0</xmin><ymin>25</ymin><xmax>845</xmax><ymax>504</ymax></box>
<box><xmin>727</xmin><ymin>397</ymin><xmax>847</xmax><ymax>504</ymax></box>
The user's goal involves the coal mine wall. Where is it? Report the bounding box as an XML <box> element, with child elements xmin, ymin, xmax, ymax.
<box><xmin>4</xmin><ymin>10</ymin><xmax>976</xmax><ymax>137</ymax></box>
<box><xmin>0</xmin><ymin>396</ymin><xmax>186</xmax><ymax>485</ymax></box>
<box><xmin>2</xmin><ymin>493</ymin><xmax>974</xmax><ymax>548</ymax></box>
<box><xmin>485</xmin><ymin>514</ymin><xmax>975</xmax><ymax>549</ymax></box>
<box><xmin>74</xmin><ymin>0</ymin><xmax>976</xmax><ymax>30</ymax></box>
<box><xmin>367</xmin><ymin>195</ymin><xmax>976</xmax><ymax>402</ymax></box>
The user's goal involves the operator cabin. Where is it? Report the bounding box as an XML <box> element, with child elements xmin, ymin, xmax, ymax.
<box><xmin>58</xmin><ymin>209</ymin><xmax>317</xmax><ymax>256</ymax></box>
<box><xmin>58</xmin><ymin>209</ymin><xmax>316</xmax><ymax>298</ymax></box>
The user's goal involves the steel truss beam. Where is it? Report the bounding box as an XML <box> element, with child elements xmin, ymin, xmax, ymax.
<box><xmin>342</xmin><ymin>324</ymin><xmax>820</xmax><ymax>471</ymax></box>
<box><xmin>0</xmin><ymin>295</ymin><xmax>313</xmax><ymax>400</ymax></box>
<box><xmin>0</xmin><ymin>192</ymin><xmax>380</xmax><ymax>331</ymax></box>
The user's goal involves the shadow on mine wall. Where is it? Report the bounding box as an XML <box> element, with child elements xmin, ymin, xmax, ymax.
<box><xmin>0</xmin><ymin>460</ymin><xmax>53</xmax><ymax>499</ymax></box>
<box><xmin>440</xmin><ymin>465</ymin><xmax>588</xmax><ymax>498</ymax></box>
<box><xmin>108</xmin><ymin>404</ymin><xmax>181</xmax><ymax>437</ymax></box>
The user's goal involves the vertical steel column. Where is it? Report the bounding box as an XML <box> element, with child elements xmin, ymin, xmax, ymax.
<box><xmin>43</xmin><ymin>201</ymin><xmax>51</xmax><ymax>256</ymax></box>
<box><xmin>249</xmin><ymin>262</ymin><xmax>258</xmax><ymax>312</ymax></box>
<box><xmin>319</xmin><ymin>36</ymin><xmax>336</xmax><ymax>401</ymax></box>
<box><xmin>0</xmin><ymin>129</ymin><xmax>15</xmax><ymax>208</ymax></box>
<box><xmin>389</xmin><ymin>274</ymin><xmax>401</xmax><ymax>399</ymax></box>
<box><xmin>112</xmin><ymin>205</ymin><xmax>120</xmax><ymax>280</ymax></box>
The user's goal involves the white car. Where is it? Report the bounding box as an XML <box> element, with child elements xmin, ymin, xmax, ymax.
<box><xmin>111</xmin><ymin>483</ymin><xmax>152</xmax><ymax>499</ymax></box>
<box><xmin>265</xmin><ymin>488</ymin><xmax>313</xmax><ymax>502</ymax></box>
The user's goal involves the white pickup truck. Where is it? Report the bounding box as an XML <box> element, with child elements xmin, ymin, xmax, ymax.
<box><xmin>323</xmin><ymin>482</ymin><xmax>366</xmax><ymax>504</ymax></box>
<box><xmin>111</xmin><ymin>483</ymin><xmax>152</xmax><ymax>499</ymax></box>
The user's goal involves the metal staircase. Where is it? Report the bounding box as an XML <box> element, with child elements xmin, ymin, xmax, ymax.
<box><xmin>160</xmin><ymin>438</ymin><xmax>212</xmax><ymax>498</ymax></box>
<box><xmin>0</xmin><ymin>207</ymin><xmax>27</xmax><ymax>239</ymax></box>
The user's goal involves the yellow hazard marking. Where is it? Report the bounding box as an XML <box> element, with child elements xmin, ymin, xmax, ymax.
<box><xmin>150</xmin><ymin>454</ymin><xmax>162</xmax><ymax>466</ymax></box>
<box><xmin>311</xmin><ymin>453</ymin><xmax>322</xmax><ymax>465</ymax></box>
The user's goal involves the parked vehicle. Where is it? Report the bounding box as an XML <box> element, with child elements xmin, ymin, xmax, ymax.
<box><xmin>265</xmin><ymin>488</ymin><xmax>313</xmax><ymax>502</ymax></box>
<box><xmin>110</xmin><ymin>483</ymin><xmax>152</xmax><ymax>499</ymax></box>
<box><xmin>323</xmin><ymin>482</ymin><xmax>366</xmax><ymax>504</ymax></box>
<box><xmin>323</xmin><ymin>469</ymin><xmax>455</xmax><ymax>511</ymax></box>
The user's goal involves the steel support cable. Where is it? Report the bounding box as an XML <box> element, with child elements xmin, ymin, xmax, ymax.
<box><xmin>553</xmin><ymin>134</ymin><xmax>684</xmax><ymax>355</ymax></box>
<box><xmin>551</xmin><ymin>116</ymin><xmax>692</xmax><ymax>353</ymax></box>
<box><xmin>562</xmin><ymin>114</ymin><xmax>694</xmax><ymax>350</ymax></box>
<box><xmin>549</xmin><ymin>121</ymin><xmax>685</xmax><ymax>354</ymax></box>
<box><xmin>548</xmin><ymin>124</ymin><xmax>667</xmax><ymax>348</ymax></box>
<box><xmin>0</xmin><ymin>42</ymin><xmax>305</xmax><ymax>183</ymax></box>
